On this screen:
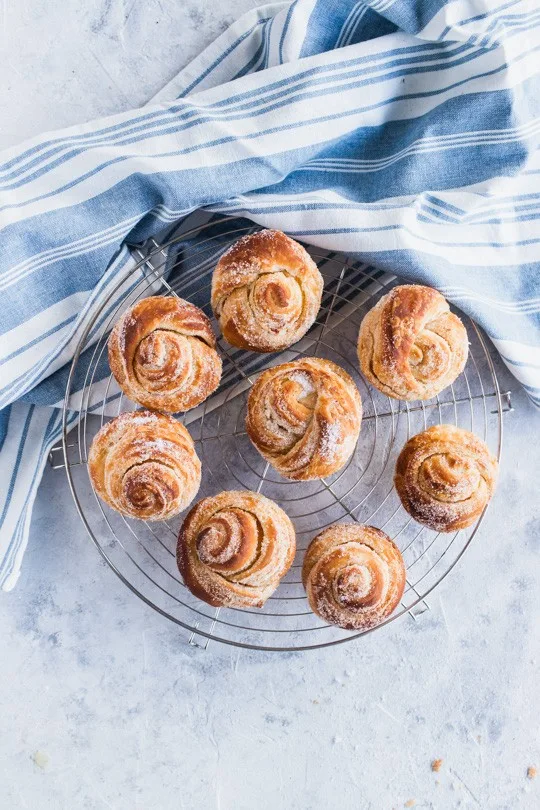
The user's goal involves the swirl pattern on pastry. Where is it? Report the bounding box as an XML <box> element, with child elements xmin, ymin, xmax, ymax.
<box><xmin>177</xmin><ymin>490</ymin><xmax>296</xmax><ymax>608</ymax></box>
<box><xmin>358</xmin><ymin>284</ymin><xmax>468</xmax><ymax>400</ymax></box>
<box><xmin>211</xmin><ymin>229</ymin><xmax>323</xmax><ymax>352</ymax></box>
<box><xmin>394</xmin><ymin>424</ymin><xmax>498</xmax><ymax>531</ymax></box>
<box><xmin>246</xmin><ymin>357</ymin><xmax>362</xmax><ymax>480</ymax></box>
<box><xmin>108</xmin><ymin>296</ymin><xmax>221</xmax><ymax>412</ymax></box>
<box><xmin>88</xmin><ymin>411</ymin><xmax>201</xmax><ymax>520</ymax></box>
<box><xmin>302</xmin><ymin>524</ymin><xmax>406</xmax><ymax>630</ymax></box>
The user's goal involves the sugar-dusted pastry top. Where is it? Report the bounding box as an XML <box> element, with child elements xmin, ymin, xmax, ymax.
<box><xmin>246</xmin><ymin>357</ymin><xmax>362</xmax><ymax>480</ymax></box>
<box><xmin>108</xmin><ymin>295</ymin><xmax>221</xmax><ymax>413</ymax></box>
<box><xmin>302</xmin><ymin>523</ymin><xmax>406</xmax><ymax>630</ymax></box>
<box><xmin>88</xmin><ymin>410</ymin><xmax>201</xmax><ymax>520</ymax></box>
<box><xmin>211</xmin><ymin>229</ymin><xmax>323</xmax><ymax>352</ymax></box>
<box><xmin>358</xmin><ymin>284</ymin><xmax>468</xmax><ymax>400</ymax></box>
<box><xmin>177</xmin><ymin>490</ymin><xmax>296</xmax><ymax>608</ymax></box>
<box><xmin>394</xmin><ymin>424</ymin><xmax>498</xmax><ymax>531</ymax></box>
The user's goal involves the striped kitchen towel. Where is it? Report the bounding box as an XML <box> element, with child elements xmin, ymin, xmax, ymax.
<box><xmin>1</xmin><ymin>0</ymin><xmax>540</xmax><ymax>589</ymax></box>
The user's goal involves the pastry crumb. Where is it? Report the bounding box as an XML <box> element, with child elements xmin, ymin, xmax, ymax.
<box><xmin>404</xmin><ymin>801</ymin><xmax>416</xmax><ymax>808</ymax></box>
<box><xmin>31</xmin><ymin>751</ymin><xmax>49</xmax><ymax>769</ymax></box>
<box><xmin>527</xmin><ymin>766</ymin><xmax>537</xmax><ymax>780</ymax></box>
<box><xmin>431</xmin><ymin>758</ymin><xmax>443</xmax><ymax>773</ymax></box>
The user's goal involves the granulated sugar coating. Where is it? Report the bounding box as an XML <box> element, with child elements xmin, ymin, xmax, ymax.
<box><xmin>177</xmin><ymin>490</ymin><xmax>296</xmax><ymax>608</ymax></box>
<box><xmin>302</xmin><ymin>524</ymin><xmax>406</xmax><ymax>631</ymax></box>
<box><xmin>88</xmin><ymin>410</ymin><xmax>201</xmax><ymax>520</ymax></box>
<box><xmin>358</xmin><ymin>284</ymin><xmax>469</xmax><ymax>401</ymax></box>
<box><xmin>211</xmin><ymin>229</ymin><xmax>323</xmax><ymax>353</ymax></box>
<box><xmin>318</xmin><ymin>421</ymin><xmax>343</xmax><ymax>463</ymax></box>
<box><xmin>108</xmin><ymin>296</ymin><xmax>221</xmax><ymax>413</ymax></box>
<box><xmin>246</xmin><ymin>357</ymin><xmax>362</xmax><ymax>481</ymax></box>
<box><xmin>394</xmin><ymin>424</ymin><xmax>499</xmax><ymax>533</ymax></box>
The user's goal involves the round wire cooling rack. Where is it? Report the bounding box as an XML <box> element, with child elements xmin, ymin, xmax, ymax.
<box><xmin>62</xmin><ymin>216</ymin><xmax>504</xmax><ymax>652</ymax></box>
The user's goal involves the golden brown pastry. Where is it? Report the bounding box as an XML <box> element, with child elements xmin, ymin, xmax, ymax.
<box><xmin>246</xmin><ymin>357</ymin><xmax>362</xmax><ymax>481</ymax></box>
<box><xmin>211</xmin><ymin>229</ymin><xmax>323</xmax><ymax>352</ymax></box>
<box><xmin>302</xmin><ymin>523</ymin><xmax>406</xmax><ymax>630</ymax></box>
<box><xmin>394</xmin><ymin>424</ymin><xmax>498</xmax><ymax>531</ymax></box>
<box><xmin>88</xmin><ymin>411</ymin><xmax>201</xmax><ymax>520</ymax></box>
<box><xmin>177</xmin><ymin>490</ymin><xmax>296</xmax><ymax>608</ymax></box>
<box><xmin>108</xmin><ymin>296</ymin><xmax>221</xmax><ymax>412</ymax></box>
<box><xmin>358</xmin><ymin>284</ymin><xmax>468</xmax><ymax>400</ymax></box>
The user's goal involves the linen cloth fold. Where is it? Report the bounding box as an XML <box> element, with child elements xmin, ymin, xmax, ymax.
<box><xmin>1</xmin><ymin>0</ymin><xmax>540</xmax><ymax>590</ymax></box>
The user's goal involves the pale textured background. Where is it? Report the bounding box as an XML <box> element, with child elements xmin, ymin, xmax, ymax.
<box><xmin>1</xmin><ymin>2</ymin><xmax>540</xmax><ymax>808</ymax></box>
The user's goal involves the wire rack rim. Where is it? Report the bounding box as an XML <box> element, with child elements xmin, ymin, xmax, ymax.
<box><xmin>61</xmin><ymin>216</ymin><xmax>504</xmax><ymax>652</ymax></box>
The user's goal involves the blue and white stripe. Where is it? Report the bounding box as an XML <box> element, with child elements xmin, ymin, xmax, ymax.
<box><xmin>1</xmin><ymin>0</ymin><xmax>539</xmax><ymax>589</ymax></box>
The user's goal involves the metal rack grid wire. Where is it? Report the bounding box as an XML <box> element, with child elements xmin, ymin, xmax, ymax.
<box><xmin>61</xmin><ymin>216</ymin><xmax>506</xmax><ymax>651</ymax></box>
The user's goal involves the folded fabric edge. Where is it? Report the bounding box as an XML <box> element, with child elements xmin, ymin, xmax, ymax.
<box><xmin>0</xmin><ymin>405</ymin><xmax>78</xmax><ymax>591</ymax></box>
